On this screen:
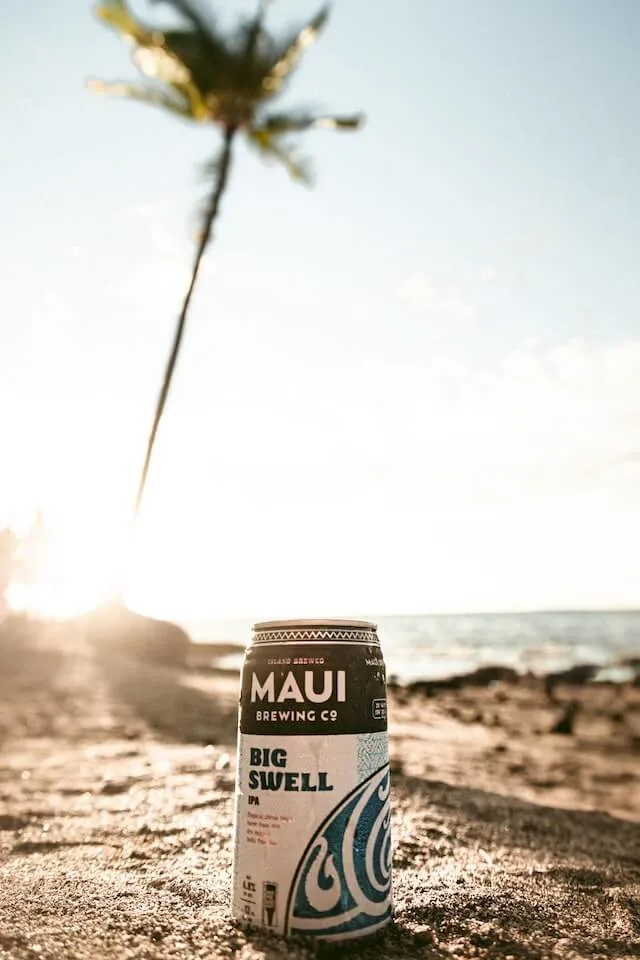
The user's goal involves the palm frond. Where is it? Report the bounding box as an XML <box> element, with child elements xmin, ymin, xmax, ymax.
<box><xmin>94</xmin><ymin>2</ymin><xmax>216</xmax><ymax>120</ymax></box>
<box><xmin>247</xmin><ymin>128</ymin><xmax>312</xmax><ymax>184</ymax></box>
<box><xmin>132</xmin><ymin>44</ymin><xmax>192</xmax><ymax>86</ymax></box>
<box><xmin>262</xmin><ymin>6</ymin><xmax>330</xmax><ymax>94</ymax></box>
<box><xmin>94</xmin><ymin>0</ymin><xmax>152</xmax><ymax>44</ymax></box>
<box><xmin>150</xmin><ymin>0</ymin><xmax>217</xmax><ymax>39</ymax></box>
<box><xmin>95</xmin><ymin>2</ymin><xmax>191</xmax><ymax>91</ymax></box>
<box><xmin>93</xmin><ymin>0</ymin><xmax>364</xmax><ymax>148</ymax></box>
<box><xmin>88</xmin><ymin>79</ymin><xmax>196</xmax><ymax>120</ymax></box>
<box><xmin>256</xmin><ymin>110</ymin><xmax>365</xmax><ymax>134</ymax></box>
<box><xmin>238</xmin><ymin>1</ymin><xmax>268</xmax><ymax>60</ymax></box>
<box><xmin>153</xmin><ymin>2</ymin><xmax>238</xmax><ymax>96</ymax></box>
<box><xmin>162</xmin><ymin>29</ymin><xmax>233</xmax><ymax>98</ymax></box>
<box><xmin>152</xmin><ymin>0</ymin><xmax>242</xmax><ymax>99</ymax></box>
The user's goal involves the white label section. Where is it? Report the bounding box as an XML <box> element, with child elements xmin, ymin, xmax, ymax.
<box><xmin>231</xmin><ymin>732</ymin><xmax>389</xmax><ymax>937</ymax></box>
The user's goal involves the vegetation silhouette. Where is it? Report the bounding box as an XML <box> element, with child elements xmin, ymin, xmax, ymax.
<box><xmin>0</xmin><ymin>528</ymin><xmax>17</xmax><ymax>618</ymax></box>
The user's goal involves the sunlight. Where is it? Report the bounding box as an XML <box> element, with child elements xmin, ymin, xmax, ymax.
<box><xmin>8</xmin><ymin>478</ymin><xmax>638</xmax><ymax>624</ymax></box>
<box><xmin>7</xmin><ymin>545</ymin><xmax>115</xmax><ymax>619</ymax></box>
<box><xmin>125</xmin><ymin>494</ymin><xmax>640</xmax><ymax>619</ymax></box>
<box><xmin>6</xmin><ymin>507</ymin><xmax>127</xmax><ymax>619</ymax></box>
<box><xmin>7</xmin><ymin>577</ymin><xmax>104</xmax><ymax>620</ymax></box>
<box><xmin>3</xmin><ymin>337</ymin><xmax>639</xmax><ymax>622</ymax></box>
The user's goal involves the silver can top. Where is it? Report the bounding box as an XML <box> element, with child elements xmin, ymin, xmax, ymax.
<box><xmin>253</xmin><ymin>618</ymin><xmax>377</xmax><ymax>631</ymax></box>
<box><xmin>251</xmin><ymin>619</ymin><xmax>379</xmax><ymax>644</ymax></box>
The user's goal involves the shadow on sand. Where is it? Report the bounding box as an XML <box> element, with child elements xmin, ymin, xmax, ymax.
<box><xmin>0</xmin><ymin>619</ymin><xmax>67</xmax><ymax>741</ymax></box>
<box><xmin>97</xmin><ymin>654</ymin><xmax>239</xmax><ymax>746</ymax></box>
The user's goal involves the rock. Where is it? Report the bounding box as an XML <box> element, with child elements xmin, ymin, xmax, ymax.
<box><xmin>462</xmin><ymin>665</ymin><xmax>520</xmax><ymax>687</ymax></box>
<box><xmin>550</xmin><ymin>701</ymin><xmax>580</xmax><ymax>736</ymax></box>
<box><xmin>621</xmin><ymin>657</ymin><xmax>640</xmax><ymax>686</ymax></box>
<box><xmin>84</xmin><ymin>604</ymin><xmax>191</xmax><ymax>667</ymax></box>
<box><xmin>544</xmin><ymin>664</ymin><xmax>598</xmax><ymax>701</ymax></box>
<box><xmin>406</xmin><ymin>665</ymin><xmax>519</xmax><ymax>698</ymax></box>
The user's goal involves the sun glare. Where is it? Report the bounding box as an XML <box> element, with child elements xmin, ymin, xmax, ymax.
<box><xmin>6</xmin><ymin>494</ymin><xmax>639</xmax><ymax>622</ymax></box>
<box><xmin>7</xmin><ymin>517</ymin><xmax>125</xmax><ymax>619</ymax></box>
<box><xmin>7</xmin><ymin>578</ymin><xmax>104</xmax><ymax>619</ymax></box>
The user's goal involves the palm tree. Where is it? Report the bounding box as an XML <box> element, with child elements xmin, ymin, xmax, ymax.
<box><xmin>91</xmin><ymin>0</ymin><xmax>364</xmax><ymax>519</ymax></box>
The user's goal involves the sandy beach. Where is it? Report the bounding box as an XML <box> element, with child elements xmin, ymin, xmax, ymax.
<box><xmin>0</xmin><ymin>624</ymin><xmax>638</xmax><ymax>960</ymax></box>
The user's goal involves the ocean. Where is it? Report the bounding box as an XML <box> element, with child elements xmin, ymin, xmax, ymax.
<box><xmin>183</xmin><ymin>610</ymin><xmax>640</xmax><ymax>683</ymax></box>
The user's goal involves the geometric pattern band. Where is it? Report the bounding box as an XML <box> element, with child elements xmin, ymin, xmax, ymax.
<box><xmin>252</xmin><ymin>628</ymin><xmax>378</xmax><ymax>645</ymax></box>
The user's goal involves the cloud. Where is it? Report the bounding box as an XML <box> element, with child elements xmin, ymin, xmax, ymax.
<box><xmin>120</xmin><ymin>201</ymin><xmax>167</xmax><ymax>222</ymax></box>
<box><xmin>477</xmin><ymin>265</ymin><xmax>515</xmax><ymax>286</ymax></box>
<box><xmin>105</xmin><ymin>204</ymin><xmax>219</xmax><ymax>323</ymax></box>
<box><xmin>397</xmin><ymin>271</ymin><xmax>475</xmax><ymax>320</ymax></box>
<box><xmin>193</xmin><ymin>335</ymin><xmax>640</xmax><ymax>511</ymax></box>
<box><xmin>388</xmin><ymin>337</ymin><xmax>640</xmax><ymax>505</ymax></box>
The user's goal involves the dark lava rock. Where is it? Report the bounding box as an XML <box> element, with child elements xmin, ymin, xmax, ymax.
<box><xmin>544</xmin><ymin>664</ymin><xmax>598</xmax><ymax>701</ymax></box>
<box><xmin>83</xmin><ymin>604</ymin><xmax>191</xmax><ymax>667</ymax></box>
<box><xmin>406</xmin><ymin>665</ymin><xmax>520</xmax><ymax>698</ymax></box>
<box><xmin>550</xmin><ymin>701</ymin><xmax>581</xmax><ymax>736</ymax></box>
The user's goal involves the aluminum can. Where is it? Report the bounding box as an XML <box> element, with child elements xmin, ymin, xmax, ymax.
<box><xmin>231</xmin><ymin>619</ymin><xmax>392</xmax><ymax>942</ymax></box>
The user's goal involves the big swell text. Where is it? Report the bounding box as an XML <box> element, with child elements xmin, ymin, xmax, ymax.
<box><xmin>247</xmin><ymin>747</ymin><xmax>333</xmax><ymax>792</ymax></box>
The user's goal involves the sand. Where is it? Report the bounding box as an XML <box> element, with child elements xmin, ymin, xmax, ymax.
<box><xmin>0</xmin><ymin>625</ymin><xmax>638</xmax><ymax>960</ymax></box>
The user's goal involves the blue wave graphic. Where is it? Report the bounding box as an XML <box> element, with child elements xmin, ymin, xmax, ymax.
<box><xmin>287</xmin><ymin>764</ymin><xmax>392</xmax><ymax>938</ymax></box>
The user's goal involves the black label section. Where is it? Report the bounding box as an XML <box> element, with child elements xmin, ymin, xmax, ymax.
<box><xmin>239</xmin><ymin>643</ymin><xmax>388</xmax><ymax>736</ymax></box>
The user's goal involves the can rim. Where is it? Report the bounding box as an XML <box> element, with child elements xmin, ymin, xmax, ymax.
<box><xmin>253</xmin><ymin>618</ymin><xmax>377</xmax><ymax>632</ymax></box>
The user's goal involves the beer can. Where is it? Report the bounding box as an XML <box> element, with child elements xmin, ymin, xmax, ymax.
<box><xmin>231</xmin><ymin>619</ymin><xmax>392</xmax><ymax>942</ymax></box>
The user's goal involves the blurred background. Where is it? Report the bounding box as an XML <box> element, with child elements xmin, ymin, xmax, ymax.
<box><xmin>1</xmin><ymin>0</ymin><xmax>639</xmax><ymax>680</ymax></box>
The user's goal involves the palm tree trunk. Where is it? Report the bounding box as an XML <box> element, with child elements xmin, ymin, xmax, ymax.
<box><xmin>133</xmin><ymin>126</ymin><xmax>237</xmax><ymax>519</ymax></box>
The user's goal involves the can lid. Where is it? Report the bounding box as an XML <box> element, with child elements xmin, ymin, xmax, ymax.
<box><xmin>253</xmin><ymin>618</ymin><xmax>377</xmax><ymax>632</ymax></box>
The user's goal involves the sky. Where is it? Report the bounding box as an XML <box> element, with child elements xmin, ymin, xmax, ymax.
<box><xmin>1</xmin><ymin>0</ymin><xmax>640</xmax><ymax>620</ymax></box>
